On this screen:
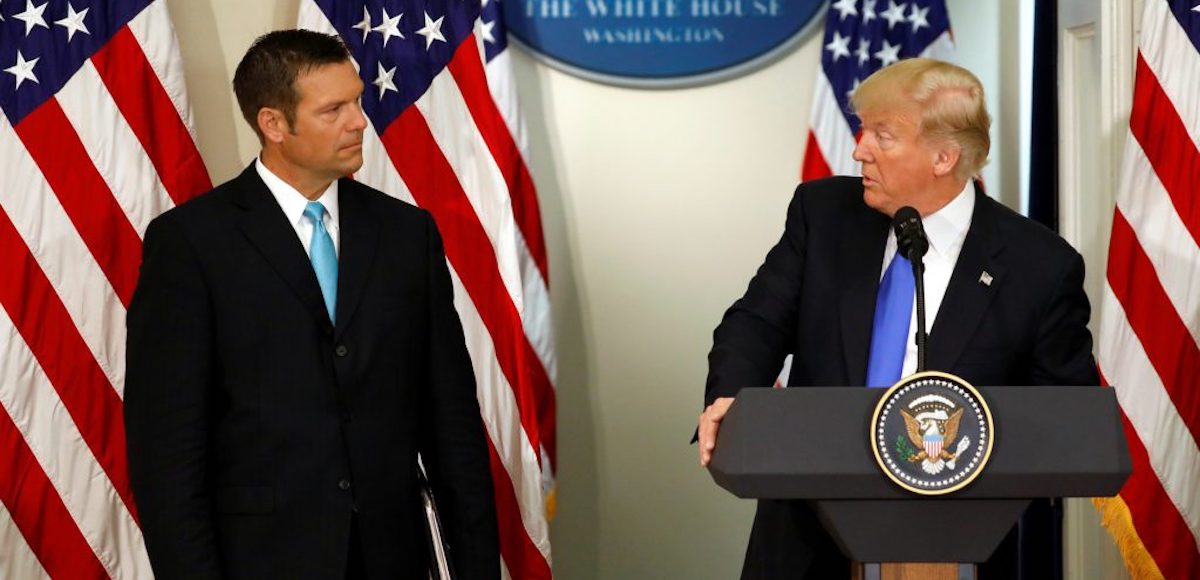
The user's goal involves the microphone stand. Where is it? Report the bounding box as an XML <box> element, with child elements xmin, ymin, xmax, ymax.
<box><xmin>911</xmin><ymin>257</ymin><xmax>927</xmax><ymax>373</ymax></box>
<box><xmin>893</xmin><ymin>206</ymin><xmax>930</xmax><ymax>374</ymax></box>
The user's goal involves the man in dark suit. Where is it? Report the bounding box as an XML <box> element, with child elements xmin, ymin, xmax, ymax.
<box><xmin>125</xmin><ymin>30</ymin><xmax>498</xmax><ymax>579</ymax></box>
<box><xmin>697</xmin><ymin>58</ymin><xmax>1097</xmax><ymax>579</ymax></box>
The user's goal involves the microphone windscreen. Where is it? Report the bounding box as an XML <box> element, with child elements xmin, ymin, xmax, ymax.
<box><xmin>892</xmin><ymin>206</ymin><xmax>928</xmax><ymax>260</ymax></box>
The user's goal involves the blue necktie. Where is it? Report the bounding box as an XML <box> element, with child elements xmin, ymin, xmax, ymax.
<box><xmin>303</xmin><ymin>201</ymin><xmax>337</xmax><ymax>323</ymax></box>
<box><xmin>865</xmin><ymin>254</ymin><xmax>914</xmax><ymax>387</ymax></box>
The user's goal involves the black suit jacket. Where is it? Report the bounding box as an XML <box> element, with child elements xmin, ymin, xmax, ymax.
<box><xmin>125</xmin><ymin>165</ymin><xmax>499</xmax><ymax>579</ymax></box>
<box><xmin>706</xmin><ymin>177</ymin><xmax>1098</xmax><ymax>579</ymax></box>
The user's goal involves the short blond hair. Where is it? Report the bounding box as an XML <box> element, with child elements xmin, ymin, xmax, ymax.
<box><xmin>851</xmin><ymin>58</ymin><xmax>991</xmax><ymax>181</ymax></box>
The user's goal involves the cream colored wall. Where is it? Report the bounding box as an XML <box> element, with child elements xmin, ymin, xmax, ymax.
<box><xmin>518</xmin><ymin>40</ymin><xmax>821</xmax><ymax>579</ymax></box>
<box><xmin>167</xmin><ymin>1</ymin><xmax>1038</xmax><ymax>578</ymax></box>
<box><xmin>166</xmin><ymin>0</ymin><xmax>299</xmax><ymax>178</ymax></box>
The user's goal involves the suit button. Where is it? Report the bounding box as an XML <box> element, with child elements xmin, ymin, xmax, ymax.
<box><xmin>335</xmin><ymin>345</ymin><xmax>348</xmax><ymax>357</ymax></box>
<box><xmin>338</xmin><ymin>478</ymin><xmax>351</xmax><ymax>491</ymax></box>
<box><xmin>341</xmin><ymin>412</ymin><xmax>353</xmax><ymax>423</ymax></box>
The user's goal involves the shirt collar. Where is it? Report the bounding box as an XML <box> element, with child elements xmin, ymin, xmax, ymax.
<box><xmin>921</xmin><ymin>180</ymin><xmax>975</xmax><ymax>260</ymax></box>
<box><xmin>255</xmin><ymin>158</ymin><xmax>340</xmax><ymax>226</ymax></box>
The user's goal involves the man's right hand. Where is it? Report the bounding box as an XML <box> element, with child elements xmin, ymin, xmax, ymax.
<box><xmin>698</xmin><ymin>397</ymin><xmax>735</xmax><ymax>467</ymax></box>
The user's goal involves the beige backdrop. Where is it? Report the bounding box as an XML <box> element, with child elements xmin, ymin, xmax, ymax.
<box><xmin>161</xmin><ymin>1</ymin><xmax>1110</xmax><ymax>579</ymax></box>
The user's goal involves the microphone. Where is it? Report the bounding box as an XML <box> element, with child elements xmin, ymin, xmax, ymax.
<box><xmin>892</xmin><ymin>206</ymin><xmax>929</xmax><ymax>372</ymax></box>
<box><xmin>892</xmin><ymin>206</ymin><xmax>929</xmax><ymax>262</ymax></box>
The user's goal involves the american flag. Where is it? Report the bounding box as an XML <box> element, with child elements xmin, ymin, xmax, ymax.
<box><xmin>0</xmin><ymin>0</ymin><xmax>210</xmax><ymax>577</ymax></box>
<box><xmin>297</xmin><ymin>2</ymin><xmax>556</xmax><ymax>579</ymax></box>
<box><xmin>1094</xmin><ymin>0</ymin><xmax>1200</xmax><ymax>577</ymax></box>
<box><xmin>801</xmin><ymin>0</ymin><xmax>956</xmax><ymax>181</ymax></box>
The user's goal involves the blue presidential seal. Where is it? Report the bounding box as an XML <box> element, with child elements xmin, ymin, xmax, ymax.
<box><xmin>870</xmin><ymin>372</ymin><xmax>995</xmax><ymax>495</ymax></box>
<box><xmin>505</xmin><ymin>0</ymin><xmax>825</xmax><ymax>88</ymax></box>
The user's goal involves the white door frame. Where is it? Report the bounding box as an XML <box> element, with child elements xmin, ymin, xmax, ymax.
<box><xmin>1058</xmin><ymin>0</ymin><xmax>1139</xmax><ymax>578</ymax></box>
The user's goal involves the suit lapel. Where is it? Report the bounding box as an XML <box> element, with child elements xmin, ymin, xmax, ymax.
<box><xmin>927</xmin><ymin>187</ymin><xmax>1005</xmax><ymax>371</ymax></box>
<box><xmin>839</xmin><ymin>203</ymin><xmax>890</xmax><ymax>386</ymax></box>
<box><xmin>333</xmin><ymin>182</ymin><xmax>379</xmax><ymax>340</ymax></box>
<box><xmin>233</xmin><ymin>165</ymin><xmax>332</xmax><ymax>329</ymax></box>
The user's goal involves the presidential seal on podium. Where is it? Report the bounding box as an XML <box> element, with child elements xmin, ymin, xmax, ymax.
<box><xmin>870</xmin><ymin>371</ymin><xmax>995</xmax><ymax>495</ymax></box>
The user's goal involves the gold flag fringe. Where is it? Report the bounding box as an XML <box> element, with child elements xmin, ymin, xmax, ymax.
<box><xmin>1091</xmin><ymin>495</ymin><xmax>1165</xmax><ymax>580</ymax></box>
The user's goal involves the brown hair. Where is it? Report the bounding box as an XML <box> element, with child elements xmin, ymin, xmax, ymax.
<box><xmin>851</xmin><ymin>58</ymin><xmax>991</xmax><ymax>181</ymax></box>
<box><xmin>232</xmin><ymin>29</ymin><xmax>351</xmax><ymax>141</ymax></box>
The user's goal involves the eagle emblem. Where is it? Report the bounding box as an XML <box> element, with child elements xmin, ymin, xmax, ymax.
<box><xmin>899</xmin><ymin>398</ymin><xmax>972</xmax><ymax>474</ymax></box>
<box><xmin>870</xmin><ymin>372</ymin><xmax>994</xmax><ymax>495</ymax></box>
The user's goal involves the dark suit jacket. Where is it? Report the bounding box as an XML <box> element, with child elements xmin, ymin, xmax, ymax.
<box><xmin>125</xmin><ymin>165</ymin><xmax>499</xmax><ymax>579</ymax></box>
<box><xmin>705</xmin><ymin>177</ymin><xmax>1098</xmax><ymax>579</ymax></box>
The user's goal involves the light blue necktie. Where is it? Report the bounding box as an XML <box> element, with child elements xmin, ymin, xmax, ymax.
<box><xmin>303</xmin><ymin>201</ymin><xmax>337</xmax><ymax>323</ymax></box>
<box><xmin>865</xmin><ymin>254</ymin><xmax>914</xmax><ymax>388</ymax></box>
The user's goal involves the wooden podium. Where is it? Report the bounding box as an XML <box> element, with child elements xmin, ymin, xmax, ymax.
<box><xmin>708</xmin><ymin>387</ymin><xmax>1131</xmax><ymax>579</ymax></box>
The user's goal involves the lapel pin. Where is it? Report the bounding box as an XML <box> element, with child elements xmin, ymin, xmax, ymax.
<box><xmin>979</xmin><ymin>271</ymin><xmax>994</xmax><ymax>287</ymax></box>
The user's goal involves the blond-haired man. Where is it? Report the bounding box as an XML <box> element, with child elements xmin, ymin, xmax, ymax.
<box><xmin>698</xmin><ymin>58</ymin><xmax>1097</xmax><ymax>579</ymax></box>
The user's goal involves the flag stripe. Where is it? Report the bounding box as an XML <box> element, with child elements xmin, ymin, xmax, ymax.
<box><xmin>0</xmin><ymin>404</ymin><xmax>108</xmax><ymax>580</ymax></box>
<box><xmin>381</xmin><ymin>107</ymin><xmax>554</xmax><ymax>567</ymax></box>
<box><xmin>412</xmin><ymin>54</ymin><xmax>525</xmax><ymax>320</ymax></box>
<box><xmin>483</xmin><ymin>50</ymin><xmax>529</xmax><ymax>154</ymax></box>
<box><xmin>14</xmin><ymin>100</ymin><xmax>144</xmax><ymax>307</ymax></box>
<box><xmin>0</xmin><ymin>114</ymin><xmax>127</xmax><ymax>398</ymax></box>
<box><xmin>469</xmin><ymin>34</ymin><xmax>560</xmax><ymax>467</ymax></box>
<box><xmin>518</xmin><ymin>244</ymin><xmax>555</xmax><ymax>379</ymax></box>
<box><xmin>513</xmin><ymin>245</ymin><xmax>557</xmax><ymax>470</ymax></box>
<box><xmin>475</xmin><ymin>18</ymin><xmax>560</xmax><ymax>475</ymax></box>
<box><xmin>125</xmin><ymin>0</ymin><xmax>200</xmax><ymax>139</ymax></box>
<box><xmin>57</xmin><ymin>60</ymin><xmax>176</xmax><ymax>237</ymax></box>
<box><xmin>1142</xmin><ymin>0</ymin><xmax>1200</xmax><ymax>152</ymax></box>
<box><xmin>352</xmin><ymin>123</ymin><xmax>550</xmax><ymax>560</ymax></box>
<box><xmin>1130</xmin><ymin>55</ymin><xmax>1200</xmax><ymax>247</ymax></box>
<box><xmin>0</xmin><ymin>502</ymin><xmax>50</xmax><ymax>580</ymax></box>
<box><xmin>0</xmin><ymin>303</ymin><xmax>150</xmax><ymax>579</ymax></box>
<box><xmin>1116</xmin><ymin>409</ymin><xmax>1200</xmax><ymax>579</ymax></box>
<box><xmin>486</xmin><ymin>437</ymin><xmax>553</xmax><ymax>580</ymax></box>
<box><xmin>0</xmin><ymin>208</ymin><xmax>138</xmax><ymax>524</ymax></box>
<box><xmin>358</xmin><ymin>122</ymin><xmax>415</xmax><ymax>204</ymax></box>
<box><xmin>481</xmin><ymin>48</ymin><xmax>558</xmax><ymax>437</ymax></box>
<box><xmin>808</xmin><ymin>73</ymin><xmax>859</xmax><ymax>177</ymax></box>
<box><xmin>91</xmin><ymin>27</ymin><xmax>212</xmax><ymax>206</ymax></box>
<box><xmin>381</xmin><ymin>89</ymin><xmax>559</xmax><ymax>477</ymax></box>
<box><xmin>1099</xmin><ymin>285</ymin><xmax>1200</xmax><ymax>550</ymax></box>
<box><xmin>448</xmin><ymin>267</ymin><xmax>550</xmax><ymax>556</ymax></box>
<box><xmin>1116</xmin><ymin>142</ymin><xmax>1200</xmax><ymax>346</ymax></box>
<box><xmin>1107</xmin><ymin>210</ymin><xmax>1200</xmax><ymax>442</ymax></box>
<box><xmin>519</xmin><ymin>340</ymin><xmax>555</xmax><ymax>472</ymax></box>
<box><xmin>801</xmin><ymin>130</ymin><xmax>834</xmax><ymax>181</ymax></box>
<box><xmin>381</xmin><ymin>107</ymin><xmax>545</xmax><ymax>465</ymax></box>
<box><xmin>446</xmin><ymin>39</ymin><xmax>549</xmax><ymax>281</ymax></box>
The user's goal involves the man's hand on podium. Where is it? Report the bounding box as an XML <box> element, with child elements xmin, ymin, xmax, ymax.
<box><xmin>699</xmin><ymin>397</ymin><xmax>735</xmax><ymax>467</ymax></box>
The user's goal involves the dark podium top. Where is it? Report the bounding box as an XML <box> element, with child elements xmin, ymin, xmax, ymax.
<box><xmin>707</xmin><ymin>386</ymin><xmax>1131</xmax><ymax>563</ymax></box>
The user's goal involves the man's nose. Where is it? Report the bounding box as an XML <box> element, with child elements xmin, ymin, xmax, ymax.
<box><xmin>852</xmin><ymin>139</ymin><xmax>870</xmax><ymax>163</ymax></box>
<box><xmin>349</xmin><ymin>103</ymin><xmax>368</xmax><ymax>131</ymax></box>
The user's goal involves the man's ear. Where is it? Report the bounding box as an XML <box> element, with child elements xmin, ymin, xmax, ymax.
<box><xmin>932</xmin><ymin>144</ymin><xmax>962</xmax><ymax>178</ymax></box>
<box><xmin>257</xmin><ymin>107</ymin><xmax>288</xmax><ymax>144</ymax></box>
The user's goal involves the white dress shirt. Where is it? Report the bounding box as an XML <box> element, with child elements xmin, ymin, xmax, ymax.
<box><xmin>878</xmin><ymin>182</ymin><xmax>976</xmax><ymax>378</ymax></box>
<box><xmin>256</xmin><ymin>158</ymin><xmax>341</xmax><ymax>257</ymax></box>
